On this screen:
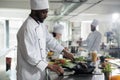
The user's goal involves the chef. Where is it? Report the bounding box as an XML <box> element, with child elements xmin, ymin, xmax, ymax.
<box><xmin>81</xmin><ymin>19</ymin><xmax>102</xmax><ymax>52</ymax></box>
<box><xmin>52</xmin><ymin>24</ymin><xmax>68</xmax><ymax>48</ymax></box>
<box><xmin>50</xmin><ymin>24</ymin><xmax>69</xmax><ymax>58</ymax></box>
<box><xmin>52</xmin><ymin>24</ymin><xmax>64</xmax><ymax>43</ymax></box>
<box><xmin>16</xmin><ymin>0</ymin><xmax>74</xmax><ymax>80</ymax></box>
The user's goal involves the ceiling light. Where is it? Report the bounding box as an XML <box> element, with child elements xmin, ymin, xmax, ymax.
<box><xmin>112</xmin><ymin>13</ymin><xmax>120</xmax><ymax>22</ymax></box>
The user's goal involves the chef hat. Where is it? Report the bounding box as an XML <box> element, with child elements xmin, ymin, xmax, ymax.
<box><xmin>91</xmin><ymin>19</ymin><xmax>99</xmax><ymax>27</ymax></box>
<box><xmin>53</xmin><ymin>24</ymin><xmax>64</xmax><ymax>34</ymax></box>
<box><xmin>30</xmin><ymin>0</ymin><xmax>49</xmax><ymax>10</ymax></box>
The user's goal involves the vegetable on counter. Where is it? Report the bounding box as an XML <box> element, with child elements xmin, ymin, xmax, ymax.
<box><xmin>105</xmin><ymin>55</ymin><xmax>115</xmax><ymax>61</ymax></box>
<box><xmin>49</xmin><ymin>59</ymin><xmax>71</xmax><ymax>66</ymax></box>
<box><xmin>74</xmin><ymin>56</ymin><xmax>86</xmax><ymax>62</ymax></box>
<box><xmin>106</xmin><ymin>55</ymin><xmax>112</xmax><ymax>58</ymax></box>
<box><xmin>47</xmin><ymin>51</ymin><xmax>54</xmax><ymax>56</ymax></box>
<box><xmin>102</xmin><ymin>62</ymin><xmax>112</xmax><ymax>73</ymax></box>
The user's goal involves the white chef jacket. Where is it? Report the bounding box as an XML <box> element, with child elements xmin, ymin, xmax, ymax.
<box><xmin>17</xmin><ymin>16</ymin><xmax>64</xmax><ymax>80</ymax></box>
<box><xmin>83</xmin><ymin>30</ymin><xmax>102</xmax><ymax>52</ymax></box>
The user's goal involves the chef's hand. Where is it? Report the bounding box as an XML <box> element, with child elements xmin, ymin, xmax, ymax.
<box><xmin>62</xmin><ymin>49</ymin><xmax>74</xmax><ymax>61</ymax></box>
<box><xmin>47</xmin><ymin>64</ymin><xmax>64</xmax><ymax>75</ymax></box>
<box><xmin>64</xmin><ymin>47</ymin><xmax>69</xmax><ymax>51</ymax></box>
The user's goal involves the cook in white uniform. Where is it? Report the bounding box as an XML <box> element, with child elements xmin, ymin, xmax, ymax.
<box><xmin>51</xmin><ymin>24</ymin><xmax>68</xmax><ymax>58</ymax></box>
<box><xmin>81</xmin><ymin>19</ymin><xmax>102</xmax><ymax>52</ymax></box>
<box><xmin>52</xmin><ymin>24</ymin><xmax>64</xmax><ymax>42</ymax></box>
<box><xmin>52</xmin><ymin>24</ymin><xmax>68</xmax><ymax>47</ymax></box>
<box><xmin>16</xmin><ymin>0</ymin><xmax>74</xmax><ymax>80</ymax></box>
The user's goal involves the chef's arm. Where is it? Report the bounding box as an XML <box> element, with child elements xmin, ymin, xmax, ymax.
<box><xmin>47</xmin><ymin>64</ymin><xmax>64</xmax><ymax>75</ymax></box>
<box><xmin>20</xmin><ymin>29</ymin><xmax>48</xmax><ymax>71</ymax></box>
<box><xmin>81</xmin><ymin>40</ymin><xmax>87</xmax><ymax>47</ymax></box>
<box><xmin>62</xmin><ymin>49</ymin><xmax>74</xmax><ymax>61</ymax></box>
<box><xmin>81</xmin><ymin>34</ymin><xmax>91</xmax><ymax>46</ymax></box>
<box><xmin>45</xmin><ymin>28</ymin><xmax>74</xmax><ymax>60</ymax></box>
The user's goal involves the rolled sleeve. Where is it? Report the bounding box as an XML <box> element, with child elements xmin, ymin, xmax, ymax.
<box><xmin>36</xmin><ymin>60</ymin><xmax>48</xmax><ymax>71</ymax></box>
<box><xmin>54</xmin><ymin>44</ymin><xmax>64</xmax><ymax>54</ymax></box>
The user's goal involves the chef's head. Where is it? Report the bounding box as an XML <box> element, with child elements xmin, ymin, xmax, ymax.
<box><xmin>52</xmin><ymin>24</ymin><xmax>64</xmax><ymax>39</ymax></box>
<box><xmin>30</xmin><ymin>0</ymin><xmax>49</xmax><ymax>23</ymax></box>
<box><xmin>91</xmin><ymin>19</ymin><xmax>99</xmax><ymax>32</ymax></box>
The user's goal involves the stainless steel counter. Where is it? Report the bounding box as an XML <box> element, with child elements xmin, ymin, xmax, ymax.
<box><xmin>49</xmin><ymin>72</ymin><xmax>92</xmax><ymax>80</ymax></box>
<box><xmin>47</xmin><ymin>70</ymin><xmax>104</xmax><ymax>80</ymax></box>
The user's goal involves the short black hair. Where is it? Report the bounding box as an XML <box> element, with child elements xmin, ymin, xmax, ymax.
<box><xmin>52</xmin><ymin>32</ymin><xmax>57</xmax><ymax>37</ymax></box>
